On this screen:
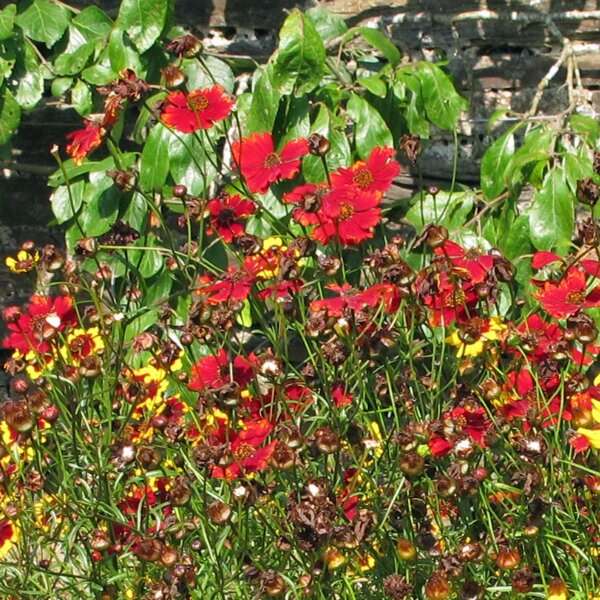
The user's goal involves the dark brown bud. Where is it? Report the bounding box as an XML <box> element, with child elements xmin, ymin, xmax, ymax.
<box><xmin>424</xmin><ymin>225</ymin><xmax>448</xmax><ymax>249</ymax></box>
<box><xmin>307</xmin><ymin>133</ymin><xmax>331</xmax><ymax>157</ymax></box>
<box><xmin>161</xmin><ymin>65</ymin><xmax>186</xmax><ymax>89</ymax></box>
<box><xmin>89</xmin><ymin>530</ymin><xmax>111</xmax><ymax>552</ymax></box>
<box><xmin>314</xmin><ymin>427</ymin><xmax>340</xmax><ymax>454</ymax></box>
<box><xmin>3</xmin><ymin>399</ymin><xmax>34</xmax><ymax>433</ymax></box>
<box><xmin>166</xmin><ymin>34</ymin><xmax>203</xmax><ymax>58</ymax></box>
<box><xmin>383</xmin><ymin>574</ymin><xmax>413</xmax><ymax>599</ymax></box>
<box><xmin>400</xmin><ymin>134</ymin><xmax>421</xmax><ymax>164</ymax></box>
<box><xmin>134</xmin><ymin>538</ymin><xmax>162</xmax><ymax>562</ymax></box>
<box><xmin>170</xmin><ymin>476</ymin><xmax>192</xmax><ymax>506</ymax></box>
<box><xmin>494</xmin><ymin>546</ymin><xmax>521</xmax><ymax>570</ymax></box>
<box><xmin>137</xmin><ymin>446</ymin><xmax>162</xmax><ymax>470</ymax></box>
<box><xmin>159</xmin><ymin>546</ymin><xmax>178</xmax><ymax>567</ymax></box>
<box><xmin>107</xmin><ymin>169</ymin><xmax>136</xmax><ymax>192</ymax></box>
<box><xmin>75</xmin><ymin>237</ymin><xmax>99</xmax><ymax>257</ymax></box>
<box><xmin>577</xmin><ymin>177</ymin><xmax>600</xmax><ymax>206</ymax></box>
<box><xmin>458</xmin><ymin>541</ymin><xmax>484</xmax><ymax>563</ymax></box>
<box><xmin>317</xmin><ymin>254</ymin><xmax>341</xmax><ymax>276</ymax></box>
<box><xmin>260</xmin><ymin>570</ymin><xmax>286</xmax><ymax>597</ymax></box>
<box><xmin>594</xmin><ymin>151</ymin><xmax>600</xmax><ymax>176</ymax></box>
<box><xmin>511</xmin><ymin>567</ymin><xmax>534</xmax><ymax>593</ymax></box>
<box><xmin>400</xmin><ymin>451</ymin><xmax>425</xmax><ymax>477</ymax></box>
<box><xmin>206</xmin><ymin>500</ymin><xmax>232</xmax><ymax>525</ymax></box>
<box><xmin>425</xmin><ymin>572</ymin><xmax>451</xmax><ymax>599</ymax></box>
<box><xmin>270</xmin><ymin>440</ymin><xmax>296</xmax><ymax>470</ymax></box>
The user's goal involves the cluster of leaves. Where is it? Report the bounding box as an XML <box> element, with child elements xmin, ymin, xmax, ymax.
<box><xmin>1</xmin><ymin>2</ymin><xmax>600</xmax><ymax>600</ymax></box>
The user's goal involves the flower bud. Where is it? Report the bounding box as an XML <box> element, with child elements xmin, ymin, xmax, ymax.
<box><xmin>260</xmin><ymin>570</ymin><xmax>286</xmax><ymax>597</ymax></box>
<box><xmin>425</xmin><ymin>572</ymin><xmax>451</xmax><ymax>599</ymax></box>
<box><xmin>307</xmin><ymin>133</ymin><xmax>330</xmax><ymax>157</ymax></box>
<box><xmin>161</xmin><ymin>65</ymin><xmax>186</xmax><ymax>89</ymax></box>
<box><xmin>134</xmin><ymin>538</ymin><xmax>162</xmax><ymax>562</ymax></box>
<box><xmin>206</xmin><ymin>500</ymin><xmax>232</xmax><ymax>525</ymax></box>
<box><xmin>396</xmin><ymin>538</ymin><xmax>417</xmax><ymax>561</ymax></box>
<box><xmin>314</xmin><ymin>427</ymin><xmax>340</xmax><ymax>454</ymax></box>
<box><xmin>547</xmin><ymin>578</ymin><xmax>568</xmax><ymax>599</ymax></box>
<box><xmin>400</xmin><ymin>451</ymin><xmax>425</xmax><ymax>477</ymax></box>
<box><xmin>494</xmin><ymin>546</ymin><xmax>521</xmax><ymax>570</ymax></box>
<box><xmin>173</xmin><ymin>184</ymin><xmax>188</xmax><ymax>198</ymax></box>
<box><xmin>324</xmin><ymin>547</ymin><xmax>346</xmax><ymax>570</ymax></box>
<box><xmin>89</xmin><ymin>530</ymin><xmax>111</xmax><ymax>552</ymax></box>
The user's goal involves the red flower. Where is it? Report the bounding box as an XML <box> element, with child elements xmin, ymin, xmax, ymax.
<box><xmin>196</xmin><ymin>267</ymin><xmax>255</xmax><ymax>305</ymax></box>
<box><xmin>447</xmin><ymin>406</ymin><xmax>492</xmax><ymax>446</ymax></box>
<box><xmin>535</xmin><ymin>266</ymin><xmax>600</xmax><ymax>319</ymax></box>
<box><xmin>330</xmin><ymin>146</ymin><xmax>400</xmax><ymax>195</ymax></box>
<box><xmin>160</xmin><ymin>86</ymin><xmax>234</xmax><ymax>133</ymax></box>
<box><xmin>206</xmin><ymin>194</ymin><xmax>256</xmax><ymax>242</ymax></box>
<box><xmin>283</xmin><ymin>183</ymin><xmax>329</xmax><ymax>226</ymax></box>
<box><xmin>331</xmin><ymin>383</ymin><xmax>353</xmax><ymax>408</ymax></box>
<box><xmin>3</xmin><ymin>295</ymin><xmax>77</xmax><ymax>354</ymax></box>
<box><xmin>66</xmin><ymin>121</ymin><xmax>104</xmax><ymax>164</ymax></box>
<box><xmin>312</xmin><ymin>186</ymin><xmax>381</xmax><ymax>246</ymax></box>
<box><xmin>188</xmin><ymin>349</ymin><xmax>254</xmax><ymax>392</ymax></box>
<box><xmin>310</xmin><ymin>283</ymin><xmax>400</xmax><ymax>317</ymax></box>
<box><xmin>209</xmin><ymin>418</ymin><xmax>276</xmax><ymax>480</ymax></box>
<box><xmin>231</xmin><ymin>132</ymin><xmax>309</xmax><ymax>194</ymax></box>
<box><xmin>434</xmin><ymin>241</ymin><xmax>494</xmax><ymax>285</ymax></box>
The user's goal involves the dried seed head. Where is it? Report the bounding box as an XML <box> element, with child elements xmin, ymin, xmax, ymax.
<box><xmin>314</xmin><ymin>427</ymin><xmax>340</xmax><ymax>454</ymax></box>
<box><xmin>260</xmin><ymin>570</ymin><xmax>286</xmax><ymax>597</ymax></box>
<box><xmin>424</xmin><ymin>572</ymin><xmax>451</xmax><ymax>599</ymax></box>
<box><xmin>511</xmin><ymin>567</ymin><xmax>534</xmax><ymax>593</ymax></box>
<box><xmin>307</xmin><ymin>133</ymin><xmax>330</xmax><ymax>157</ymax></box>
<box><xmin>494</xmin><ymin>546</ymin><xmax>521</xmax><ymax>570</ymax></box>
<box><xmin>383</xmin><ymin>574</ymin><xmax>413</xmax><ymax>599</ymax></box>
<box><xmin>206</xmin><ymin>500</ymin><xmax>232</xmax><ymax>525</ymax></box>
<box><xmin>134</xmin><ymin>538</ymin><xmax>163</xmax><ymax>562</ymax></box>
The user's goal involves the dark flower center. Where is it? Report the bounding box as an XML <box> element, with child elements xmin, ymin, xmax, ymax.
<box><xmin>188</xmin><ymin>94</ymin><xmax>209</xmax><ymax>112</ymax></box>
<box><xmin>353</xmin><ymin>168</ymin><xmax>374</xmax><ymax>188</ymax></box>
<box><xmin>216</xmin><ymin>208</ymin><xmax>236</xmax><ymax>226</ymax></box>
<box><xmin>263</xmin><ymin>153</ymin><xmax>281</xmax><ymax>168</ymax></box>
<box><xmin>234</xmin><ymin>443</ymin><xmax>254</xmax><ymax>460</ymax></box>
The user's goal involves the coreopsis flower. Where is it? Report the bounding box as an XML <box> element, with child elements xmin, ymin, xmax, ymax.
<box><xmin>231</xmin><ymin>132</ymin><xmax>309</xmax><ymax>194</ymax></box>
<box><xmin>446</xmin><ymin>316</ymin><xmax>506</xmax><ymax>357</ymax></box>
<box><xmin>195</xmin><ymin>266</ymin><xmax>255</xmax><ymax>305</ymax></box>
<box><xmin>188</xmin><ymin>348</ymin><xmax>254</xmax><ymax>392</ymax></box>
<box><xmin>331</xmin><ymin>146</ymin><xmax>400</xmax><ymax>195</ymax></box>
<box><xmin>434</xmin><ymin>240</ymin><xmax>494</xmax><ymax>285</ymax></box>
<box><xmin>3</xmin><ymin>295</ymin><xmax>77</xmax><ymax>354</ymax></box>
<box><xmin>535</xmin><ymin>266</ymin><xmax>600</xmax><ymax>319</ymax></box>
<box><xmin>5</xmin><ymin>249</ymin><xmax>39</xmax><ymax>274</ymax></box>
<box><xmin>209</xmin><ymin>418</ymin><xmax>276</xmax><ymax>480</ymax></box>
<box><xmin>59</xmin><ymin>327</ymin><xmax>104</xmax><ymax>364</ymax></box>
<box><xmin>0</xmin><ymin>518</ymin><xmax>19</xmax><ymax>560</ymax></box>
<box><xmin>283</xmin><ymin>182</ymin><xmax>329</xmax><ymax>226</ymax></box>
<box><xmin>311</xmin><ymin>186</ymin><xmax>382</xmax><ymax>246</ymax></box>
<box><xmin>160</xmin><ymin>86</ymin><xmax>234</xmax><ymax>132</ymax></box>
<box><xmin>310</xmin><ymin>283</ymin><xmax>400</xmax><ymax>317</ymax></box>
<box><xmin>206</xmin><ymin>194</ymin><xmax>256</xmax><ymax>242</ymax></box>
<box><xmin>65</xmin><ymin>120</ymin><xmax>104</xmax><ymax>164</ymax></box>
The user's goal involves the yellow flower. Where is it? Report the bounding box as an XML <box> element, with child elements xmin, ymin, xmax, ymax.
<box><xmin>446</xmin><ymin>317</ymin><xmax>506</xmax><ymax>357</ymax></box>
<box><xmin>5</xmin><ymin>250</ymin><xmax>38</xmax><ymax>274</ymax></box>
<box><xmin>59</xmin><ymin>327</ymin><xmax>104</xmax><ymax>364</ymax></box>
<box><xmin>577</xmin><ymin>427</ymin><xmax>600</xmax><ymax>449</ymax></box>
<box><xmin>0</xmin><ymin>517</ymin><xmax>19</xmax><ymax>560</ymax></box>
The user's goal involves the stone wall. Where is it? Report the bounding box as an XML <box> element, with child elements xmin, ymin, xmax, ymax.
<box><xmin>2</xmin><ymin>0</ymin><xmax>599</xmax><ymax>337</ymax></box>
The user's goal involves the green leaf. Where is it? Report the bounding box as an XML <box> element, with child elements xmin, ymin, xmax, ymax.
<box><xmin>563</xmin><ymin>151</ymin><xmax>592</xmax><ymax>195</ymax></box>
<box><xmin>357</xmin><ymin>75</ymin><xmax>387</xmax><ymax>97</ymax></box>
<box><xmin>570</xmin><ymin>114</ymin><xmax>599</xmax><ymax>146</ymax></box>
<box><xmin>417</xmin><ymin>62</ymin><xmax>466</xmax><ymax>130</ymax></box>
<box><xmin>357</xmin><ymin>27</ymin><xmax>401</xmax><ymax>67</ymax></box>
<box><xmin>306</xmin><ymin>6</ymin><xmax>347</xmax><ymax>41</ymax></box>
<box><xmin>346</xmin><ymin>93</ymin><xmax>392</xmax><ymax>159</ymax></box>
<box><xmin>247</xmin><ymin>64</ymin><xmax>281</xmax><ymax>133</ymax></box>
<box><xmin>50</xmin><ymin>180</ymin><xmax>85</xmax><ymax>224</ymax></box>
<box><xmin>140</xmin><ymin>125</ymin><xmax>170</xmax><ymax>191</ymax></box>
<box><xmin>51</xmin><ymin>76</ymin><xmax>72</xmax><ymax>96</ymax></box>
<box><xmin>15</xmin><ymin>0</ymin><xmax>69</xmax><ymax>48</ymax></box>
<box><xmin>81</xmin><ymin>50</ymin><xmax>117</xmax><ymax>85</ymax></box>
<box><xmin>480</xmin><ymin>131</ymin><xmax>515</xmax><ymax>201</ymax></box>
<box><xmin>80</xmin><ymin>185</ymin><xmax>120</xmax><ymax>236</ymax></box>
<box><xmin>501</xmin><ymin>213</ymin><xmax>532</xmax><ymax>260</ymax></box>
<box><xmin>71</xmin><ymin>6</ymin><xmax>112</xmax><ymax>45</ymax></box>
<box><xmin>272</xmin><ymin>9</ymin><xmax>326</xmax><ymax>96</ymax></box>
<box><xmin>14</xmin><ymin>65</ymin><xmax>43</xmax><ymax>109</ymax></box>
<box><xmin>168</xmin><ymin>129</ymin><xmax>216</xmax><ymax>196</ymax></box>
<box><xmin>71</xmin><ymin>79</ymin><xmax>93</xmax><ymax>115</ymax></box>
<box><xmin>529</xmin><ymin>167</ymin><xmax>574</xmax><ymax>254</ymax></box>
<box><xmin>115</xmin><ymin>0</ymin><xmax>168</xmax><ymax>53</ymax></box>
<box><xmin>0</xmin><ymin>4</ymin><xmax>16</xmax><ymax>41</ymax></box>
<box><xmin>181</xmin><ymin>56</ymin><xmax>234</xmax><ymax>93</ymax></box>
<box><xmin>0</xmin><ymin>87</ymin><xmax>21</xmax><ymax>144</ymax></box>
<box><xmin>53</xmin><ymin>25</ymin><xmax>94</xmax><ymax>75</ymax></box>
<box><xmin>405</xmin><ymin>189</ymin><xmax>475</xmax><ymax>232</ymax></box>
<box><xmin>401</xmin><ymin>72</ymin><xmax>430</xmax><ymax>138</ymax></box>
<box><xmin>507</xmin><ymin>127</ymin><xmax>554</xmax><ymax>187</ymax></box>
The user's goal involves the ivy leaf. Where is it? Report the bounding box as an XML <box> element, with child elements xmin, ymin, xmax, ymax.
<box><xmin>357</xmin><ymin>27</ymin><xmax>401</xmax><ymax>67</ymax></box>
<box><xmin>0</xmin><ymin>4</ymin><xmax>16</xmax><ymax>41</ymax></box>
<box><xmin>480</xmin><ymin>131</ymin><xmax>515</xmax><ymax>201</ymax></box>
<box><xmin>346</xmin><ymin>93</ymin><xmax>392</xmax><ymax>159</ymax></box>
<box><xmin>16</xmin><ymin>0</ymin><xmax>70</xmax><ymax>48</ymax></box>
<box><xmin>0</xmin><ymin>87</ymin><xmax>21</xmax><ymax>144</ymax></box>
<box><xmin>140</xmin><ymin>125</ymin><xmax>170</xmax><ymax>191</ymax></box>
<box><xmin>417</xmin><ymin>62</ymin><xmax>466</xmax><ymax>130</ymax></box>
<box><xmin>529</xmin><ymin>167</ymin><xmax>574</xmax><ymax>254</ymax></box>
<box><xmin>272</xmin><ymin>9</ymin><xmax>326</xmax><ymax>96</ymax></box>
<box><xmin>115</xmin><ymin>0</ymin><xmax>169</xmax><ymax>53</ymax></box>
